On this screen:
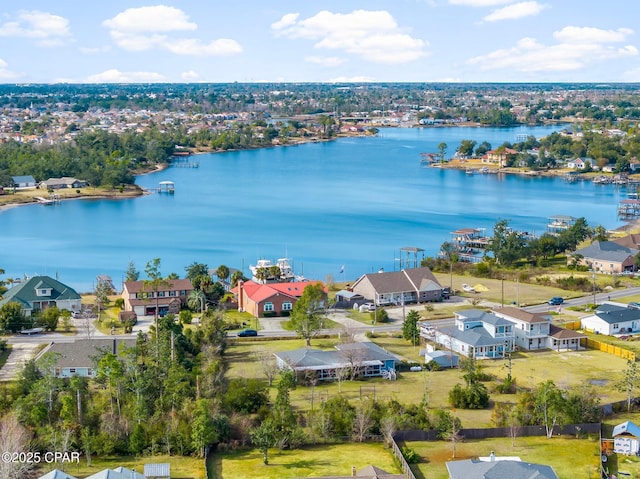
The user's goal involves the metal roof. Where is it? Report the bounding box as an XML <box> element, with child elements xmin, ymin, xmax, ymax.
<box><xmin>144</xmin><ymin>463</ymin><xmax>171</xmax><ymax>477</ymax></box>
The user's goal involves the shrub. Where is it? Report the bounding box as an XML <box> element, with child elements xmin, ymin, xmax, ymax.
<box><xmin>425</xmin><ymin>360</ymin><xmax>441</xmax><ymax>371</ymax></box>
<box><xmin>373</xmin><ymin>308</ymin><xmax>389</xmax><ymax>323</ymax></box>
<box><xmin>494</xmin><ymin>376</ymin><xmax>516</xmax><ymax>394</ymax></box>
<box><xmin>401</xmin><ymin>446</ymin><xmax>420</xmax><ymax>464</ymax></box>
<box><xmin>280</xmin><ymin>310</ymin><xmax>290</xmax><ymax>317</ymax></box>
<box><xmin>262</xmin><ymin>311</ymin><xmax>277</xmax><ymax>318</ymax></box>
<box><xmin>449</xmin><ymin>382</ymin><xmax>490</xmax><ymax>409</ymax></box>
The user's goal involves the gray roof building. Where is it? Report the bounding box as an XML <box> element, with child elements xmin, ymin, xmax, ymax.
<box><xmin>572</xmin><ymin>241</ymin><xmax>638</xmax><ymax>274</ymax></box>
<box><xmin>351</xmin><ymin>267</ymin><xmax>443</xmax><ymax>305</ymax></box>
<box><xmin>299</xmin><ymin>465</ymin><xmax>405</xmax><ymax>479</ymax></box>
<box><xmin>446</xmin><ymin>458</ymin><xmax>559</xmax><ymax>479</ymax></box>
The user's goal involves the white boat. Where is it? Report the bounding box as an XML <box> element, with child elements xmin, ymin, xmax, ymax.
<box><xmin>249</xmin><ymin>257</ymin><xmax>296</xmax><ymax>282</ymax></box>
<box><xmin>462</xmin><ymin>283</ymin><xmax>476</xmax><ymax>293</ymax></box>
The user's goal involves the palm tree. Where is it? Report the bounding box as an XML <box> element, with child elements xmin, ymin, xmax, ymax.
<box><xmin>188</xmin><ymin>289</ymin><xmax>206</xmax><ymax>312</ymax></box>
<box><xmin>255</xmin><ymin>267</ymin><xmax>269</xmax><ymax>284</ymax></box>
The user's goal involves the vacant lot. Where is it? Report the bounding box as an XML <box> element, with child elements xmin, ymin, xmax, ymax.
<box><xmin>208</xmin><ymin>443</ymin><xmax>401</xmax><ymax>479</ymax></box>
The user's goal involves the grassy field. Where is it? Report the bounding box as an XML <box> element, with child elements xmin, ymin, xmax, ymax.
<box><xmin>208</xmin><ymin>443</ymin><xmax>401</xmax><ymax>479</ymax></box>
<box><xmin>0</xmin><ymin>185</ymin><xmax>143</xmax><ymax>208</ymax></box>
<box><xmin>404</xmin><ymin>435</ymin><xmax>601</xmax><ymax>479</ymax></box>
<box><xmin>37</xmin><ymin>454</ymin><xmax>205</xmax><ymax>479</ymax></box>
<box><xmin>0</xmin><ymin>344</ymin><xmax>11</xmax><ymax>370</ymax></box>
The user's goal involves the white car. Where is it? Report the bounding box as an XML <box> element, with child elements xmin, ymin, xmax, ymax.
<box><xmin>462</xmin><ymin>283</ymin><xmax>476</xmax><ymax>293</ymax></box>
<box><xmin>362</xmin><ymin>302</ymin><xmax>376</xmax><ymax>311</ymax></box>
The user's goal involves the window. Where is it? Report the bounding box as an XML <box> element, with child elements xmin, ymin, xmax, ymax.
<box><xmin>69</xmin><ymin>368</ymin><xmax>76</xmax><ymax>374</ymax></box>
<box><xmin>613</xmin><ymin>323</ymin><xmax>619</xmax><ymax>329</ymax></box>
<box><xmin>157</xmin><ymin>291</ymin><xmax>165</xmax><ymax>297</ymax></box>
<box><xmin>264</xmin><ymin>302</ymin><xmax>274</xmax><ymax>312</ymax></box>
<box><xmin>169</xmin><ymin>291</ymin><xmax>176</xmax><ymax>297</ymax></box>
<box><xmin>282</xmin><ymin>302</ymin><xmax>293</xmax><ymax>311</ymax></box>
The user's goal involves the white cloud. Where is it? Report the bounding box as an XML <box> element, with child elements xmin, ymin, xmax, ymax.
<box><xmin>467</xmin><ymin>26</ymin><xmax>638</xmax><ymax>73</ymax></box>
<box><xmin>103</xmin><ymin>5</ymin><xmax>196</xmax><ymax>33</ymax></box>
<box><xmin>0</xmin><ymin>58</ymin><xmax>19</xmax><ymax>80</ymax></box>
<box><xmin>86</xmin><ymin>69</ymin><xmax>167</xmax><ymax>83</ymax></box>
<box><xmin>483</xmin><ymin>2</ymin><xmax>548</xmax><ymax>22</ymax></box>
<box><xmin>104</xmin><ymin>5</ymin><xmax>242</xmax><ymax>57</ymax></box>
<box><xmin>165</xmin><ymin>38</ymin><xmax>242</xmax><ymax>56</ymax></box>
<box><xmin>449</xmin><ymin>0</ymin><xmax>513</xmax><ymax>6</ymax></box>
<box><xmin>271</xmin><ymin>13</ymin><xmax>299</xmax><ymax>30</ymax></box>
<box><xmin>305</xmin><ymin>56</ymin><xmax>346</xmax><ymax>67</ymax></box>
<box><xmin>181</xmin><ymin>70</ymin><xmax>200</xmax><ymax>80</ymax></box>
<box><xmin>554</xmin><ymin>26</ymin><xmax>633</xmax><ymax>44</ymax></box>
<box><xmin>328</xmin><ymin>76</ymin><xmax>376</xmax><ymax>82</ymax></box>
<box><xmin>0</xmin><ymin>10</ymin><xmax>71</xmax><ymax>46</ymax></box>
<box><xmin>272</xmin><ymin>10</ymin><xmax>427</xmax><ymax>64</ymax></box>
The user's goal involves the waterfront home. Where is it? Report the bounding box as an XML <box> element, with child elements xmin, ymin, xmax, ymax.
<box><xmin>612</xmin><ymin>233</ymin><xmax>640</xmax><ymax>250</ymax></box>
<box><xmin>0</xmin><ymin>275</ymin><xmax>81</xmax><ymax>317</ymax></box>
<box><xmin>482</xmin><ymin>147</ymin><xmax>517</xmax><ymax>166</ymax></box>
<box><xmin>581</xmin><ymin>302</ymin><xmax>640</xmax><ymax>335</ymax></box>
<box><xmin>121</xmin><ymin>278</ymin><xmax>193</xmax><ymax>317</ymax></box>
<box><xmin>39</xmin><ymin>177</ymin><xmax>88</xmax><ymax>190</ymax></box>
<box><xmin>233</xmin><ymin>279</ymin><xmax>326</xmax><ymax>318</ymax></box>
<box><xmin>570</xmin><ymin>241</ymin><xmax>638</xmax><ymax>274</ymax></box>
<box><xmin>432</xmin><ymin>309</ymin><xmax>515</xmax><ymax>359</ymax></box>
<box><xmin>11</xmin><ymin>174</ymin><xmax>37</xmax><ymax>188</ymax></box>
<box><xmin>274</xmin><ymin>342</ymin><xmax>397</xmax><ymax>381</ymax></box>
<box><xmin>350</xmin><ymin>267</ymin><xmax>443</xmax><ymax>306</ymax></box>
<box><xmin>36</xmin><ymin>338</ymin><xmax>135</xmax><ymax>378</ymax></box>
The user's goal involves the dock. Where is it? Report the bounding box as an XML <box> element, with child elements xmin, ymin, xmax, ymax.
<box><xmin>618</xmin><ymin>199</ymin><xmax>640</xmax><ymax>218</ymax></box>
<box><xmin>35</xmin><ymin>194</ymin><xmax>61</xmax><ymax>205</ymax></box>
<box><xmin>146</xmin><ymin>181</ymin><xmax>175</xmax><ymax>194</ymax></box>
<box><xmin>172</xmin><ymin>158</ymin><xmax>199</xmax><ymax>168</ymax></box>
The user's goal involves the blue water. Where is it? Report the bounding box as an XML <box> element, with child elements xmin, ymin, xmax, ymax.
<box><xmin>0</xmin><ymin>125</ymin><xmax>627</xmax><ymax>292</ymax></box>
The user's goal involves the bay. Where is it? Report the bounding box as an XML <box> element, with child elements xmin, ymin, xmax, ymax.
<box><xmin>0</xmin><ymin>125</ymin><xmax>627</xmax><ymax>292</ymax></box>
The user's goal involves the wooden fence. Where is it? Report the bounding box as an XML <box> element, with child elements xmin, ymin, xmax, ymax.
<box><xmin>563</xmin><ymin>320</ymin><xmax>582</xmax><ymax>330</ymax></box>
<box><xmin>585</xmin><ymin>338</ymin><xmax>636</xmax><ymax>361</ymax></box>
<box><xmin>390</xmin><ymin>436</ymin><xmax>417</xmax><ymax>479</ymax></box>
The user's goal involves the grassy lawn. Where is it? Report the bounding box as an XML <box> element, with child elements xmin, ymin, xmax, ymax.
<box><xmin>404</xmin><ymin>435</ymin><xmax>601</xmax><ymax>479</ymax></box>
<box><xmin>280</xmin><ymin>317</ymin><xmax>341</xmax><ymax>331</ymax></box>
<box><xmin>38</xmin><ymin>454</ymin><xmax>205</xmax><ymax>479</ymax></box>
<box><xmin>208</xmin><ymin>443</ymin><xmax>401</xmax><ymax>479</ymax></box>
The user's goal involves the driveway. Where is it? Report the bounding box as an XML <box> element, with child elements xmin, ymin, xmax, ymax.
<box><xmin>0</xmin><ymin>342</ymin><xmax>40</xmax><ymax>381</ymax></box>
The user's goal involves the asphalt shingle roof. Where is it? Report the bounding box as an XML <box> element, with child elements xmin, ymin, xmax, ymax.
<box><xmin>446</xmin><ymin>459</ymin><xmax>559</xmax><ymax>479</ymax></box>
<box><xmin>0</xmin><ymin>275</ymin><xmax>80</xmax><ymax>309</ymax></box>
<box><xmin>574</xmin><ymin>241</ymin><xmax>638</xmax><ymax>263</ymax></box>
<box><xmin>592</xmin><ymin>303</ymin><xmax>640</xmax><ymax>325</ymax></box>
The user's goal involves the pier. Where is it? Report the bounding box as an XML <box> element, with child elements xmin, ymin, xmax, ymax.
<box><xmin>547</xmin><ymin>215</ymin><xmax>577</xmax><ymax>234</ymax></box>
<box><xmin>449</xmin><ymin>228</ymin><xmax>489</xmax><ymax>262</ymax></box>
<box><xmin>146</xmin><ymin>181</ymin><xmax>175</xmax><ymax>194</ymax></box>
<box><xmin>172</xmin><ymin>158</ymin><xmax>199</xmax><ymax>168</ymax></box>
<box><xmin>618</xmin><ymin>199</ymin><xmax>640</xmax><ymax>219</ymax></box>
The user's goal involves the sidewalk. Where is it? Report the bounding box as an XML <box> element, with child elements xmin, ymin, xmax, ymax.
<box><xmin>0</xmin><ymin>342</ymin><xmax>39</xmax><ymax>381</ymax></box>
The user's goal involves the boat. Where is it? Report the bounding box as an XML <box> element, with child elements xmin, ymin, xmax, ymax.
<box><xmin>249</xmin><ymin>258</ymin><xmax>296</xmax><ymax>282</ymax></box>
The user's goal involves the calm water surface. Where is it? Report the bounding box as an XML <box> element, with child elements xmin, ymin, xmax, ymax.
<box><xmin>0</xmin><ymin>125</ymin><xmax>627</xmax><ymax>291</ymax></box>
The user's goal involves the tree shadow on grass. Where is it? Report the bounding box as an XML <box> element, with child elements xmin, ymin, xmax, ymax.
<box><xmin>278</xmin><ymin>458</ymin><xmax>332</xmax><ymax>470</ymax></box>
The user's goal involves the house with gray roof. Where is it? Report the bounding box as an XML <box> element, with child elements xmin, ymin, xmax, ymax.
<box><xmin>433</xmin><ymin>309</ymin><xmax>515</xmax><ymax>359</ymax></box>
<box><xmin>301</xmin><ymin>465</ymin><xmax>405</xmax><ymax>479</ymax></box>
<box><xmin>0</xmin><ymin>275</ymin><xmax>81</xmax><ymax>317</ymax></box>
<box><xmin>492</xmin><ymin>306</ymin><xmax>585</xmax><ymax>351</ymax></box>
<box><xmin>38</xmin><ymin>470</ymin><xmax>77</xmax><ymax>479</ymax></box>
<box><xmin>570</xmin><ymin>241</ymin><xmax>638</xmax><ymax>274</ymax></box>
<box><xmin>351</xmin><ymin>267</ymin><xmax>443</xmax><ymax>306</ymax></box>
<box><xmin>36</xmin><ymin>338</ymin><xmax>136</xmax><ymax>378</ymax></box>
<box><xmin>11</xmin><ymin>174</ymin><xmax>37</xmax><ymax>188</ymax></box>
<box><xmin>581</xmin><ymin>302</ymin><xmax>640</xmax><ymax>335</ymax></box>
<box><xmin>274</xmin><ymin>342</ymin><xmax>397</xmax><ymax>381</ymax></box>
<box><xmin>446</xmin><ymin>457</ymin><xmax>559</xmax><ymax>479</ymax></box>
<box><xmin>39</xmin><ymin>177</ymin><xmax>88</xmax><ymax>190</ymax></box>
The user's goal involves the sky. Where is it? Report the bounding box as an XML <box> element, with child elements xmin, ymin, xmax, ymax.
<box><xmin>0</xmin><ymin>0</ymin><xmax>639</xmax><ymax>84</ymax></box>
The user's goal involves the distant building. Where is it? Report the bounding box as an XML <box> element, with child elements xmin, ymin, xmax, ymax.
<box><xmin>351</xmin><ymin>267</ymin><xmax>443</xmax><ymax>306</ymax></box>
<box><xmin>446</xmin><ymin>455</ymin><xmax>559</xmax><ymax>479</ymax></box>
<box><xmin>11</xmin><ymin>175</ymin><xmax>37</xmax><ymax>188</ymax></box>
<box><xmin>39</xmin><ymin>177</ymin><xmax>88</xmax><ymax>190</ymax></box>
<box><xmin>233</xmin><ymin>280</ymin><xmax>326</xmax><ymax>318</ymax></box>
<box><xmin>570</xmin><ymin>241</ymin><xmax>638</xmax><ymax>274</ymax></box>
<box><xmin>581</xmin><ymin>302</ymin><xmax>640</xmax><ymax>335</ymax></box>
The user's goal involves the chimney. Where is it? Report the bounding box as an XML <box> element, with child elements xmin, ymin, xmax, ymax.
<box><xmin>489</xmin><ymin>451</ymin><xmax>495</xmax><ymax>462</ymax></box>
<box><xmin>351</xmin><ymin>466</ymin><xmax>357</xmax><ymax>476</ymax></box>
<box><xmin>238</xmin><ymin>280</ymin><xmax>244</xmax><ymax>312</ymax></box>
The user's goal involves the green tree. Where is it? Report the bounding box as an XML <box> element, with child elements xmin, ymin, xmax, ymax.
<box><xmin>290</xmin><ymin>283</ymin><xmax>326</xmax><ymax>346</ymax></box>
<box><xmin>142</xmin><ymin>258</ymin><xmax>171</xmax><ymax>342</ymax></box>
<box><xmin>437</xmin><ymin>142</ymin><xmax>448</xmax><ymax>161</ymax></box>
<box><xmin>616</xmin><ymin>359</ymin><xmax>639</xmax><ymax>412</ymax></box>
<box><xmin>403</xmin><ymin>310</ymin><xmax>420</xmax><ymax>345</ymax></box>
<box><xmin>37</xmin><ymin>306</ymin><xmax>60</xmax><ymax>332</ymax></box>
<box><xmin>124</xmin><ymin>261</ymin><xmax>140</xmax><ymax>282</ymax></box>
<box><xmin>191</xmin><ymin>399</ymin><xmax>218</xmax><ymax>458</ymax></box>
<box><xmin>533</xmin><ymin>380</ymin><xmax>565</xmax><ymax>438</ymax></box>
<box><xmin>188</xmin><ymin>289</ymin><xmax>206</xmax><ymax>313</ymax></box>
<box><xmin>457</xmin><ymin>139</ymin><xmax>477</xmax><ymax>157</ymax></box>
<box><xmin>215</xmin><ymin>264</ymin><xmax>230</xmax><ymax>283</ymax></box>
<box><xmin>185</xmin><ymin>262</ymin><xmax>209</xmax><ymax>283</ymax></box>
<box><xmin>0</xmin><ymin>302</ymin><xmax>29</xmax><ymax>332</ymax></box>
<box><xmin>251</xmin><ymin>420</ymin><xmax>276</xmax><ymax>465</ymax></box>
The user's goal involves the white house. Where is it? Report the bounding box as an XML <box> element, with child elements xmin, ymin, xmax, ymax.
<box><xmin>613</xmin><ymin>421</ymin><xmax>640</xmax><ymax>456</ymax></box>
<box><xmin>433</xmin><ymin>309</ymin><xmax>515</xmax><ymax>359</ymax></box>
<box><xmin>581</xmin><ymin>303</ymin><xmax>640</xmax><ymax>335</ymax></box>
<box><xmin>492</xmin><ymin>307</ymin><xmax>552</xmax><ymax>351</ymax></box>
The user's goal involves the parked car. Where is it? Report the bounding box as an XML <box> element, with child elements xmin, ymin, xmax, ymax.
<box><xmin>362</xmin><ymin>302</ymin><xmax>376</xmax><ymax>311</ymax></box>
<box><xmin>628</xmin><ymin>302</ymin><xmax>640</xmax><ymax>310</ymax></box>
<box><xmin>548</xmin><ymin>296</ymin><xmax>564</xmax><ymax>305</ymax></box>
<box><xmin>441</xmin><ymin>287</ymin><xmax>451</xmax><ymax>300</ymax></box>
<box><xmin>462</xmin><ymin>283</ymin><xmax>476</xmax><ymax>293</ymax></box>
<box><xmin>237</xmin><ymin>328</ymin><xmax>258</xmax><ymax>337</ymax></box>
